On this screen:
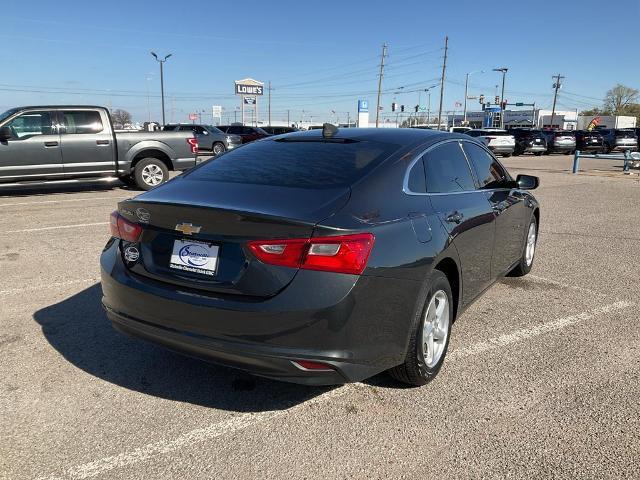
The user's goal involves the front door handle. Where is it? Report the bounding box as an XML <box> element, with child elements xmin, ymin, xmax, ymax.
<box><xmin>96</xmin><ymin>140</ymin><xmax>110</xmax><ymax>145</ymax></box>
<box><xmin>44</xmin><ymin>141</ymin><xmax>59</xmax><ymax>147</ymax></box>
<box><xmin>445</xmin><ymin>211</ymin><xmax>463</xmax><ymax>224</ymax></box>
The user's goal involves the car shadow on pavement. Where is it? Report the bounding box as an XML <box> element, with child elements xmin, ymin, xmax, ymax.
<box><xmin>33</xmin><ymin>283</ymin><xmax>333</xmax><ymax>412</ymax></box>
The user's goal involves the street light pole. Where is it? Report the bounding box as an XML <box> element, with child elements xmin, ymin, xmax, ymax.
<box><xmin>463</xmin><ymin>70</ymin><xmax>484</xmax><ymax>125</ymax></box>
<box><xmin>151</xmin><ymin>52</ymin><xmax>172</xmax><ymax>126</ymax></box>
<box><xmin>493</xmin><ymin>67</ymin><xmax>508</xmax><ymax>129</ymax></box>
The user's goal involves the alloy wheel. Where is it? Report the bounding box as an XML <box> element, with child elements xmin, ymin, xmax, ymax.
<box><xmin>421</xmin><ymin>290</ymin><xmax>450</xmax><ymax>368</ymax></box>
<box><xmin>141</xmin><ymin>164</ymin><xmax>164</xmax><ymax>186</ymax></box>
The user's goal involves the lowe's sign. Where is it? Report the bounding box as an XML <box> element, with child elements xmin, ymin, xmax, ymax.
<box><xmin>235</xmin><ymin>79</ymin><xmax>264</xmax><ymax>96</ymax></box>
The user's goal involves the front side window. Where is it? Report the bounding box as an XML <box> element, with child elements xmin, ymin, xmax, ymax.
<box><xmin>61</xmin><ymin>111</ymin><xmax>103</xmax><ymax>134</ymax></box>
<box><xmin>5</xmin><ymin>111</ymin><xmax>53</xmax><ymax>139</ymax></box>
<box><xmin>424</xmin><ymin>142</ymin><xmax>475</xmax><ymax>193</ymax></box>
<box><xmin>462</xmin><ymin>142</ymin><xmax>507</xmax><ymax>189</ymax></box>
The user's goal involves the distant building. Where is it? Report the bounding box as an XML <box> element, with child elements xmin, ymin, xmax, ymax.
<box><xmin>446</xmin><ymin>109</ymin><xmax>578</xmax><ymax>129</ymax></box>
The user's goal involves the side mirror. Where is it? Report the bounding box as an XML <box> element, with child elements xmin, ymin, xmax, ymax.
<box><xmin>0</xmin><ymin>126</ymin><xmax>13</xmax><ymax>141</ymax></box>
<box><xmin>516</xmin><ymin>174</ymin><xmax>539</xmax><ymax>190</ymax></box>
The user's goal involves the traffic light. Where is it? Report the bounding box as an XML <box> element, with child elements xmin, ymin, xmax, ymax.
<box><xmin>391</xmin><ymin>102</ymin><xmax>397</xmax><ymax>112</ymax></box>
<box><xmin>494</xmin><ymin>95</ymin><xmax>500</xmax><ymax>105</ymax></box>
<box><xmin>400</xmin><ymin>105</ymin><xmax>405</xmax><ymax>112</ymax></box>
<box><xmin>414</xmin><ymin>105</ymin><xmax>419</xmax><ymax>113</ymax></box>
<box><xmin>479</xmin><ymin>95</ymin><xmax>485</xmax><ymax>104</ymax></box>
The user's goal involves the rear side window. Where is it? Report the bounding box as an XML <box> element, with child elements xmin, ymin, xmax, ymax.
<box><xmin>61</xmin><ymin>111</ymin><xmax>103</xmax><ymax>134</ymax></box>
<box><xmin>407</xmin><ymin>158</ymin><xmax>427</xmax><ymax>193</ymax></box>
<box><xmin>463</xmin><ymin>142</ymin><xmax>507</xmax><ymax>189</ymax></box>
<box><xmin>187</xmin><ymin>139</ymin><xmax>400</xmax><ymax>188</ymax></box>
<box><xmin>424</xmin><ymin>142</ymin><xmax>475</xmax><ymax>193</ymax></box>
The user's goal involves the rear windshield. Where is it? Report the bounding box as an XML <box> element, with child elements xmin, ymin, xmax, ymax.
<box><xmin>187</xmin><ymin>138</ymin><xmax>400</xmax><ymax>188</ymax></box>
<box><xmin>616</xmin><ymin>130</ymin><xmax>636</xmax><ymax>137</ymax></box>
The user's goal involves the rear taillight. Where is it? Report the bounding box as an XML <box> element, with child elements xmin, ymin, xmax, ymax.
<box><xmin>187</xmin><ymin>137</ymin><xmax>198</xmax><ymax>154</ymax></box>
<box><xmin>247</xmin><ymin>233</ymin><xmax>375</xmax><ymax>275</ymax></box>
<box><xmin>109</xmin><ymin>211</ymin><xmax>143</xmax><ymax>242</ymax></box>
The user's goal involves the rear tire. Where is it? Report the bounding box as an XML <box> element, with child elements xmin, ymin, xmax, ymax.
<box><xmin>509</xmin><ymin>216</ymin><xmax>537</xmax><ymax>277</ymax></box>
<box><xmin>212</xmin><ymin>142</ymin><xmax>226</xmax><ymax>156</ymax></box>
<box><xmin>388</xmin><ymin>270</ymin><xmax>453</xmax><ymax>386</ymax></box>
<box><xmin>502</xmin><ymin>153</ymin><xmax>512</xmax><ymax>158</ymax></box>
<box><xmin>134</xmin><ymin>158</ymin><xmax>169</xmax><ymax>191</ymax></box>
<box><xmin>534</xmin><ymin>152</ymin><xmax>543</xmax><ymax>156</ymax></box>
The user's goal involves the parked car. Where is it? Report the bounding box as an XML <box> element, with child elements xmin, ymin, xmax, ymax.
<box><xmin>450</xmin><ymin>126</ymin><xmax>472</xmax><ymax>134</ymax></box>
<box><xmin>162</xmin><ymin>124</ymin><xmax>241</xmax><ymax>156</ymax></box>
<box><xmin>0</xmin><ymin>106</ymin><xmax>198</xmax><ymax>190</ymax></box>
<box><xmin>509</xmin><ymin>128</ymin><xmax>547</xmax><ymax>156</ymax></box>
<box><xmin>605</xmin><ymin>129</ymin><xmax>638</xmax><ymax>152</ymax></box>
<box><xmin>541</xmin><ymin>130</ymin><xmax>576</xmax><ymax>154</ymax></box>
<box><xmin>464</xmin><ymin>129</ymin><xmax>515</xmax><ymax>157</ymax></box>
<box><xmin>216</xmin><ymin>125</ymin><xmax>270</xmax><ymax>144</ymax></box>
<box><xmin>574</xmin><ymin>130</ymin><xmax>605</xmax><ymax>153</ymax></box>
<box><xmin>260</xmin><ymin>126</ymin><xmax>299</xmax><ymax>135</ymax></box>
<box><xmin>101</xmin><ymin>128</ymin><xmax>540</xmax><ymax>386</ymax></box>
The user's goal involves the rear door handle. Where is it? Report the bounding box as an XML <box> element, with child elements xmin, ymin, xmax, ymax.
<box><xmin>44</xmin><ymin>141</ymin><xmax>59</xmax><ymax>147</ymax></box>
<box><xmin>96</xmin><ymin>140</ymin><xmax>110</xmax><ymax>145</ymax></box>
<box><xmin>445</xmin><ymin>211</ymin><xmax>463</xmax><ymax>224</ymax></box>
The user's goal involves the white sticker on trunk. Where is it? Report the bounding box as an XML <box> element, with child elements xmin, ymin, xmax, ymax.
<box><xmin>169</xmin><ymin>239</ymin><xmax>219</xmax><ymax>276</ymax></box>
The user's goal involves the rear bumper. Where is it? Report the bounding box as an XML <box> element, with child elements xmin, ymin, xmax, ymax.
<box><xmin>488</xmin><ymin>145</ymin><xmax>515</xmax><ymax>154</ymax></box>
<box><xmin>100</xmin><ymin>241</ymin><xmax>418</xmax><ymax>385</ymax></box>
<box><xmin>172</xmin><ymin>157</ymin><xmax>198</xmax><ymax>171</ymax></box>
<box><xmin>550</xmin><ymin>145</ymin><xmax>575</xmax><ymax>153</ymax></box>
<box><xmin>525</xmin><ymin>144</ymin><xmax>546</xmax><ymax>153</ymax></box>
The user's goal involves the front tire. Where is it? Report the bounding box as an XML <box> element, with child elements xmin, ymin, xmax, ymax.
<box><xmin>134</xmin><ymin>158</ymin><xmax>169</xmax><ymax>191</ymax></box>
<box><xmin>502</xmin><ymin>153</ymin><xmax>512</xmax><ymax>158</ymax></box>
<box><xmin>509</xmin><ymin>216</ymin><xmax>537</xmax><ymax>277</ymax></box>
<box><xmin>388</xmin><ymin>270</ymin><xmax>453</xmax><ymax>386</ymax></box>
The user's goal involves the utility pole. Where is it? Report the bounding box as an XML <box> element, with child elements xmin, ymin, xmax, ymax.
<box><xmin>375</xmin><ymin>43</ymin><xmax>388</xmax><ymax>128</ymax></box>
<box><xmin>268</xmin><ymin>81</ymin><xmax>272</xmax><ymax>126</ymax></box>
<box><xmin>550</xmin><ymin>74</ymin><xmax>564</xmax><ymax>129</ymax></box>
<box><xmin>436</xmin><ymin>36</ymin><xmax>448</xmax><ymax>131</ymax></box>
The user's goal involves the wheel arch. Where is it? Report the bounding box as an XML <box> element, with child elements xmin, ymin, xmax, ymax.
<box><xmin>131</xmin><ymin>149</ymin><xmax>173</xmax><ymax>171</ymax></box>
<box><xmin>433</xmin><ymin>256</ymin><xmax>461</xmax><ymax>321</ymax></box>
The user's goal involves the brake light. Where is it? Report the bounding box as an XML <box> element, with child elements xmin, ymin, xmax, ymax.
<box><xmin>109</xmin><ymin>211</ymin><xmax>143</xmax><ymax>242</ymax></box>
<box><xmin>247</xmin><ymin>233</ymin><xmax>375</xmax><ymax>275</ymax></box>
<box><xmin>187</xmin><ymin>137</ymin><xmax>198</xmax><ymax>154</ymax></box>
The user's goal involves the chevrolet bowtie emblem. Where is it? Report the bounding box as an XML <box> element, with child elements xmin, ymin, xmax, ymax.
<box><xmin>175</xmin><ymin>223</ymin><xmax>201</xmax><ymax>235</ymax></box>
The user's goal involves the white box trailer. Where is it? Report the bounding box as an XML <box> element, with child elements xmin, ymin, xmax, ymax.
<box><xmin>577</xmin><ymin>115</ymin><xmax>637</xmax><ymax>130</ymax></box>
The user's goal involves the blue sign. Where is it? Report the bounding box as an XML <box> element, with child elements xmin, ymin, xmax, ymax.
<box><xmin>358</xmin><ymin>100</ymin><xmax>369</xmax><ymax>113</ymax></box>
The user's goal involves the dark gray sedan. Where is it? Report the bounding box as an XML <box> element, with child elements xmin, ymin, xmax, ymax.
<box><xmin>162</xmin><ymin>124</ymin><xmax>242</xmax><ymax>155</ymax></box>
<box><xmin>101</xmin><ymin>127</ymin><xmax>540</xmax><ymax>386</ymax></box>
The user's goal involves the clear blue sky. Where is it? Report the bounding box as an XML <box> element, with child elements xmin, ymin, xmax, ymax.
<box><xmin>2</xmin><ymin>0</ymin><xmax>638</xmax><ymax>124</ymax></box>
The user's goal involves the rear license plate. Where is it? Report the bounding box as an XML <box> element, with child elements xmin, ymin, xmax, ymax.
<box><xmin>169</xmin><ymin>239</ymin><xmax>219</xmax><ymax>276</ymax></box>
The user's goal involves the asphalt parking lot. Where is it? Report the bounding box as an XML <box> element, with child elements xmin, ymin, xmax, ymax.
<box><xmin>2</xmin><ymin>153</ymin><xmax>639</xmax><ymax>479</ymax></box>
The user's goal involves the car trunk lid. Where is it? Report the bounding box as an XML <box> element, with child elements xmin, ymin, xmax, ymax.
<box><xmin>118</xmin><ymin>176</ymin><xmax>350</xmax><ymax>297</ymax></box>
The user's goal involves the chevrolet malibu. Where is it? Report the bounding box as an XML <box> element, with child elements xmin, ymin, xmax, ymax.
<box><xmin>101</xmin><ymin>126</ymin><xmax>540</xmax><ymax>386</ymax></box>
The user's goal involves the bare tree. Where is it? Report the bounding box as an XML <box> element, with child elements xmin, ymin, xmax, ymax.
<box><xmin>604</xmin><ymin>84</ymin><xmax>639</xmax><ymax>114</ymax></box>
<box><xmin>111</xmin><ymin>109</ymin><xmax>133</xmax><ymax>128</ymax></box>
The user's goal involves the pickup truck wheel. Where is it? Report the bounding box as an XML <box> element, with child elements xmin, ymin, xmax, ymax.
<box><xmin>212</xmin><ymin>142</ymin><xmax>226</xmax><ymax>156</ymax></box>
<box><xmin>134</xmin><ymin>158</ymin><xmax>169</xmax><ymax>190</ymax></box>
